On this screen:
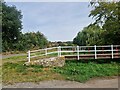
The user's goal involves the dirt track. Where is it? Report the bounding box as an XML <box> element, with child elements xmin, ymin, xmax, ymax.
<box><xmin>3</xmin><ymin>77</ymin><xmax>119</xmax><ymax>88</ymax></box>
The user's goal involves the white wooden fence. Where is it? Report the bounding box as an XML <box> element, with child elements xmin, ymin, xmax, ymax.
<box><xmin>27</xmin><ymin>45</ymin><xmax>120</xmax><ymax>62</ymax></box>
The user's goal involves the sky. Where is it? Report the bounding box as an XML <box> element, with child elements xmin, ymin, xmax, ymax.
<box><xmin>6</xmin><ymin>2</ymin><xmax>94</xmax><ymax>41</ymax></box>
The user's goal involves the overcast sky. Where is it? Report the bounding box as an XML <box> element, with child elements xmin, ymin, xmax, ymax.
<box><xmin>6</xmin><ymin>2</ymin><xmax>94</xmax><ymax>41</ymax></box>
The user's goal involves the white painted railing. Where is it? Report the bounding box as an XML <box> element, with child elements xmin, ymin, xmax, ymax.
<box><xmin>27</xmin><ymin>45</ymin><xmax>120</xmax><ymax>62</ymax></box>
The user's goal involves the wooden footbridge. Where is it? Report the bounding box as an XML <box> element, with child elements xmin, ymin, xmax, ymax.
<box><xmin>27</xmin><ymin>45</ymin><xmax>120</xmax><ymax>62</ymax></box>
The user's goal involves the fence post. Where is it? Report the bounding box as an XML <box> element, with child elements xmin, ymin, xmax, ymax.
<box><xmin>94</xmin><ymin>45</ymin><xmax>97</xmax><ymax>59</ymax></box>
<box><xmin>59</xmin><ymin>46</ymin><xmax>61</xmax><ymax>57</ymax></box>
<box><xmin>58</xmin><ymin>46</ymin><xmax>61</xmax><ymax>57</ymax></box>
<box><xmin>28</xmin><ymin>50</ymin><xmax>30</xmax><ymax>62</ymax></box>
<box><xmin>77</xmin><ymin>46</ymin><xmax>79</xmax><ymax>60</ymax></box>
<box><xmin>58</xmin><ymin>47</ymin><xmax>59</xmax><ymax>57</ymax></box>
<box><xmin>111</xmin><ymin>45</ymin><xmax>114</xmax><ymax>59</ymax></box>
<box><xmin>45</xmin><ymin>48</ymin><xmax>47</xmax><ymax>56</ymax></box>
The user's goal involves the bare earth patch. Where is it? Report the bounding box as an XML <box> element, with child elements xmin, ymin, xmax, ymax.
<box><xmin>3</xmin><ymin>77</ymin><xmax>118</xmax><ymax>88</ymax></box>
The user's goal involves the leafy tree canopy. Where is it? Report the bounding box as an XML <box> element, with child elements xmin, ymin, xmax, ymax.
<box><xmin>2</xmin><ymin>2</ymin><xmax>48</xmax><ymax>52</ymax></box>
<box><xmin>89</xmin><ymin>1</ymin><xmax>120</xmax><ymax>44</ymax></box>
<box><xmin>73</xmin><ymin>25</ymin><xmax>105</xmax><ymax>46</ymax></box>
<box><xmin>15</xmin><ymin>31</ymin><xmax>48</xmax><ymax>51</ymax></box>
<box><xmin>2</xmin><ymin>2</ymin><xmax>22</xmax><ymax>51</ymax></box>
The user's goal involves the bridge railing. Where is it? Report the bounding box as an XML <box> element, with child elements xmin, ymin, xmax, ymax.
<box><xmin>27</xmin><ymin>45</ymin><xmax>120</xmax><ymax>62</ymax></box>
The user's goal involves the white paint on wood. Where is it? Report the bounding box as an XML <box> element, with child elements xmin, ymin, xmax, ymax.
<box><xmin>77</xmin><ymin>46</ymin><xmax>79</xmax><ymax>60</ymax></box>
<box><xmin>28</xmin><ymin>50</ymin><xmax>30</xmax><ymax>62</ymax></box>
<box><xmin>45</xmin><ymin>48</ymin><xmax>47</xmax><ymax>56</ymax></box>
<box><xmin>111</xmin><ymin>45</ymin><xmax>114</xmax><ymax>59</ymax></box>
<box><xmin>27</xmin><ymin>45</ymin><xmax>120</xmax><ymax>62</ymax></box>
<box><xmin>94</xmin><ymin>45</ymin><xmax>97</xmax><ymax>59</ymax></box>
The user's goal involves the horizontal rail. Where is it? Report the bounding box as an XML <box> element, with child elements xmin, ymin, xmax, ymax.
<box><xmin>96</xmin><ymin>50</ymin><xmax>120</xmax><ymax>52</ymax></box>
<box><xmin>29</xmin><ymin>47</ymin><xmax>58</xmax><ymax>53</ymax></box>
<box><xmin>61</xmin><ymin>46</ymin><xmax>77</xmax><ymax>48</ymax></box>
<box><xmin>47</xmin><ymin>51</ymin><xmax>58</xmax><ymax>54</ymax></box>
<box><xmin>96</xmin><ymin>45</ymin><xmax>111</xmax><ymax>47</ymax></box>
<box><xmin>30</xmin><ymin>54</ymin><xmax>46</xmax><ymax>58</ymax></box>
<box><xmin>30</xmin><ymin>48</ymin><xmax>46</xmax><ymax>53</ymax></box>
<box><xmin>27</xmin><ymin>45</ymin><xmax>120</xmax><ymax>62</ymax></box>
<box><xmin>80</xmin><ymin>46</ymin><xmax>95</xmax><ymax>48</ymax></box>
<box><xmin>113</xmin><ymin>45</ymin><xmax>120</xmax><ymax>47</ymax></box>
<box><xmin>61</xmin><ymin>50</ymin><xmax>77</xmax><ymax>53</ymax></box>
<box><xmin>46</xmin><ymin>47</ymin><xmax>58</xmax><ymax>50</ymax></box>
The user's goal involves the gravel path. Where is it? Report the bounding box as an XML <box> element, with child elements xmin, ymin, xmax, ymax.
<box><xmin>3</xmin><ymin>78</ymin><xmax>118</xmax><ymax>88</ymax></box>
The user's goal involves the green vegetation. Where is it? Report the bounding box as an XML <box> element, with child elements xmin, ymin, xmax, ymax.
<box><xmin>73</xmin><ymin>1</ymin><xmax>120</xmax><ymax>46</ymax></box>
<box><xmin>2</xmin><ymin>56</ymin><xmax>64</xmax><ymax>84</ymax></box>
<box><xmin>0</xmin><ymin>66</ymin><xmax>1</xmax><ymax>84</ymax></box>
<box><xmin>18</xmin><ymin>32</ymin><xmax>48</xmax><ymax>51</ymax></box>
<box><xmin>2</xmin><ymin>1</ymin><xmax>120</xmax><ymax>53</ymax></box>
<box><xmin>1</xmin><ymin>1</ymin><xmax>120</xmax><ymax>85</ymax></box>
<box><xmin>89</xmin><ymin>1</ymin><xmax>120</xmax><ymax>45</ymax></box>
<box><xmin>2</xmin><ymin>61</ymin><xmax>64</xmax><ymax>84</ymax></box>
<box><xmin>2</xmin><ymin>2</ymin><xmax>22</xmax><ymax>52</ymax></box>
<box><xmin>2</xmin><ymin>2</ymin><xmax>48</xmax><ymax>52</ymax></box>
<box><xmin>73</xmin><ymin>25</ymin><xmax>105</xmax><ymax>46</ymax></box>
<box><xmin>2</xmin><ymin>55</ymin><xmax>119</xmax><ymax>84</ymax></box>
<box><xmin>53</xmin><ymin>60</ymin><xmax>119</xmax><ymax>82</ymax></box>
<box><xmin>3</xmin><ymin>55</ymin><xmax>27</xmax><ymax>63</ymax></box>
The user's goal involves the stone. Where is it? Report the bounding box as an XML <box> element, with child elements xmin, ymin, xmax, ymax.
<box><xmin>24</xmin><ymin>56</ymin><xmax>65</xmax><ymax>67</ymax></box>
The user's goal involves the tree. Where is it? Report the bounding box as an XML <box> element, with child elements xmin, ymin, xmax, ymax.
<box><xmin>2</xmin><ymin>2</ymin><xmax>49</xmax><ymax>52</ymax></box>
<box><xmin>0</xmin><ymin>1</ymin><xmax>2</xmax><ymax>28</ymax></box>
<box><xmin>0</xmin><ymin>1</ymin><xmax>2</xmax><ymax>52</ymax></box>
<box><xmin>89</xmin><ymin>1</ymin><xmax>120</xmax><ymax>44</ymax></box>
<box><xmin>2</xmin><ymin>2</ymin><xmax>22</xmax><ymax>51</ymax></box>
<box><xmin>16</xmin><ymin>32</ymin><xmax>48</xmax><ymax>51</ymax></box>
<box><xmin>73</xmin><ymin>30</ymin><xmax>87</xmax><ymax>46</ymax></box>
<box><xmin>73</xmin><ymin>25</ymin><xmax>105</xmax><ymax>46</ymax></box>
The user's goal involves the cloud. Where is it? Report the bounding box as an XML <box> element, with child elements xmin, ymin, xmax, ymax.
<box><xmin>6</xmin><ymin>2</ymin><xmax>94</xmax><ymax>41</ymax></box>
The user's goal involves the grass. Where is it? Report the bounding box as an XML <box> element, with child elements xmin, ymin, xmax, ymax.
<box><xmin>2</xmin><ymin>62</ymin><xmax>64</xmax><ymax>84</ymax></box>
<box><xmin>2</xmin><ymin>51</ymin><xmax>26</xmax><ymax>55</ymax></box>
<box><xmin>3</xmin><ymin>55</ymin><xmax>27</xmax><ymax>63</ymax></box>
<box><xmin>53</xmin><ymin>60</ymin><xmax>119</xmax><ymax>82</ymax></box>
<box><xmin>0</xmin><ymin>66</ymin><xmax>2</xmax><ymax>84</ymax></box>
<box><xmin>2</xmin><ymin>55</ymin><xmax>64</xmax><ymax>84</ymax></box>
<box><xmin>2</xmin><ymin>55</ymin><xmax>119</xmax><ymax>84</ymax></box>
